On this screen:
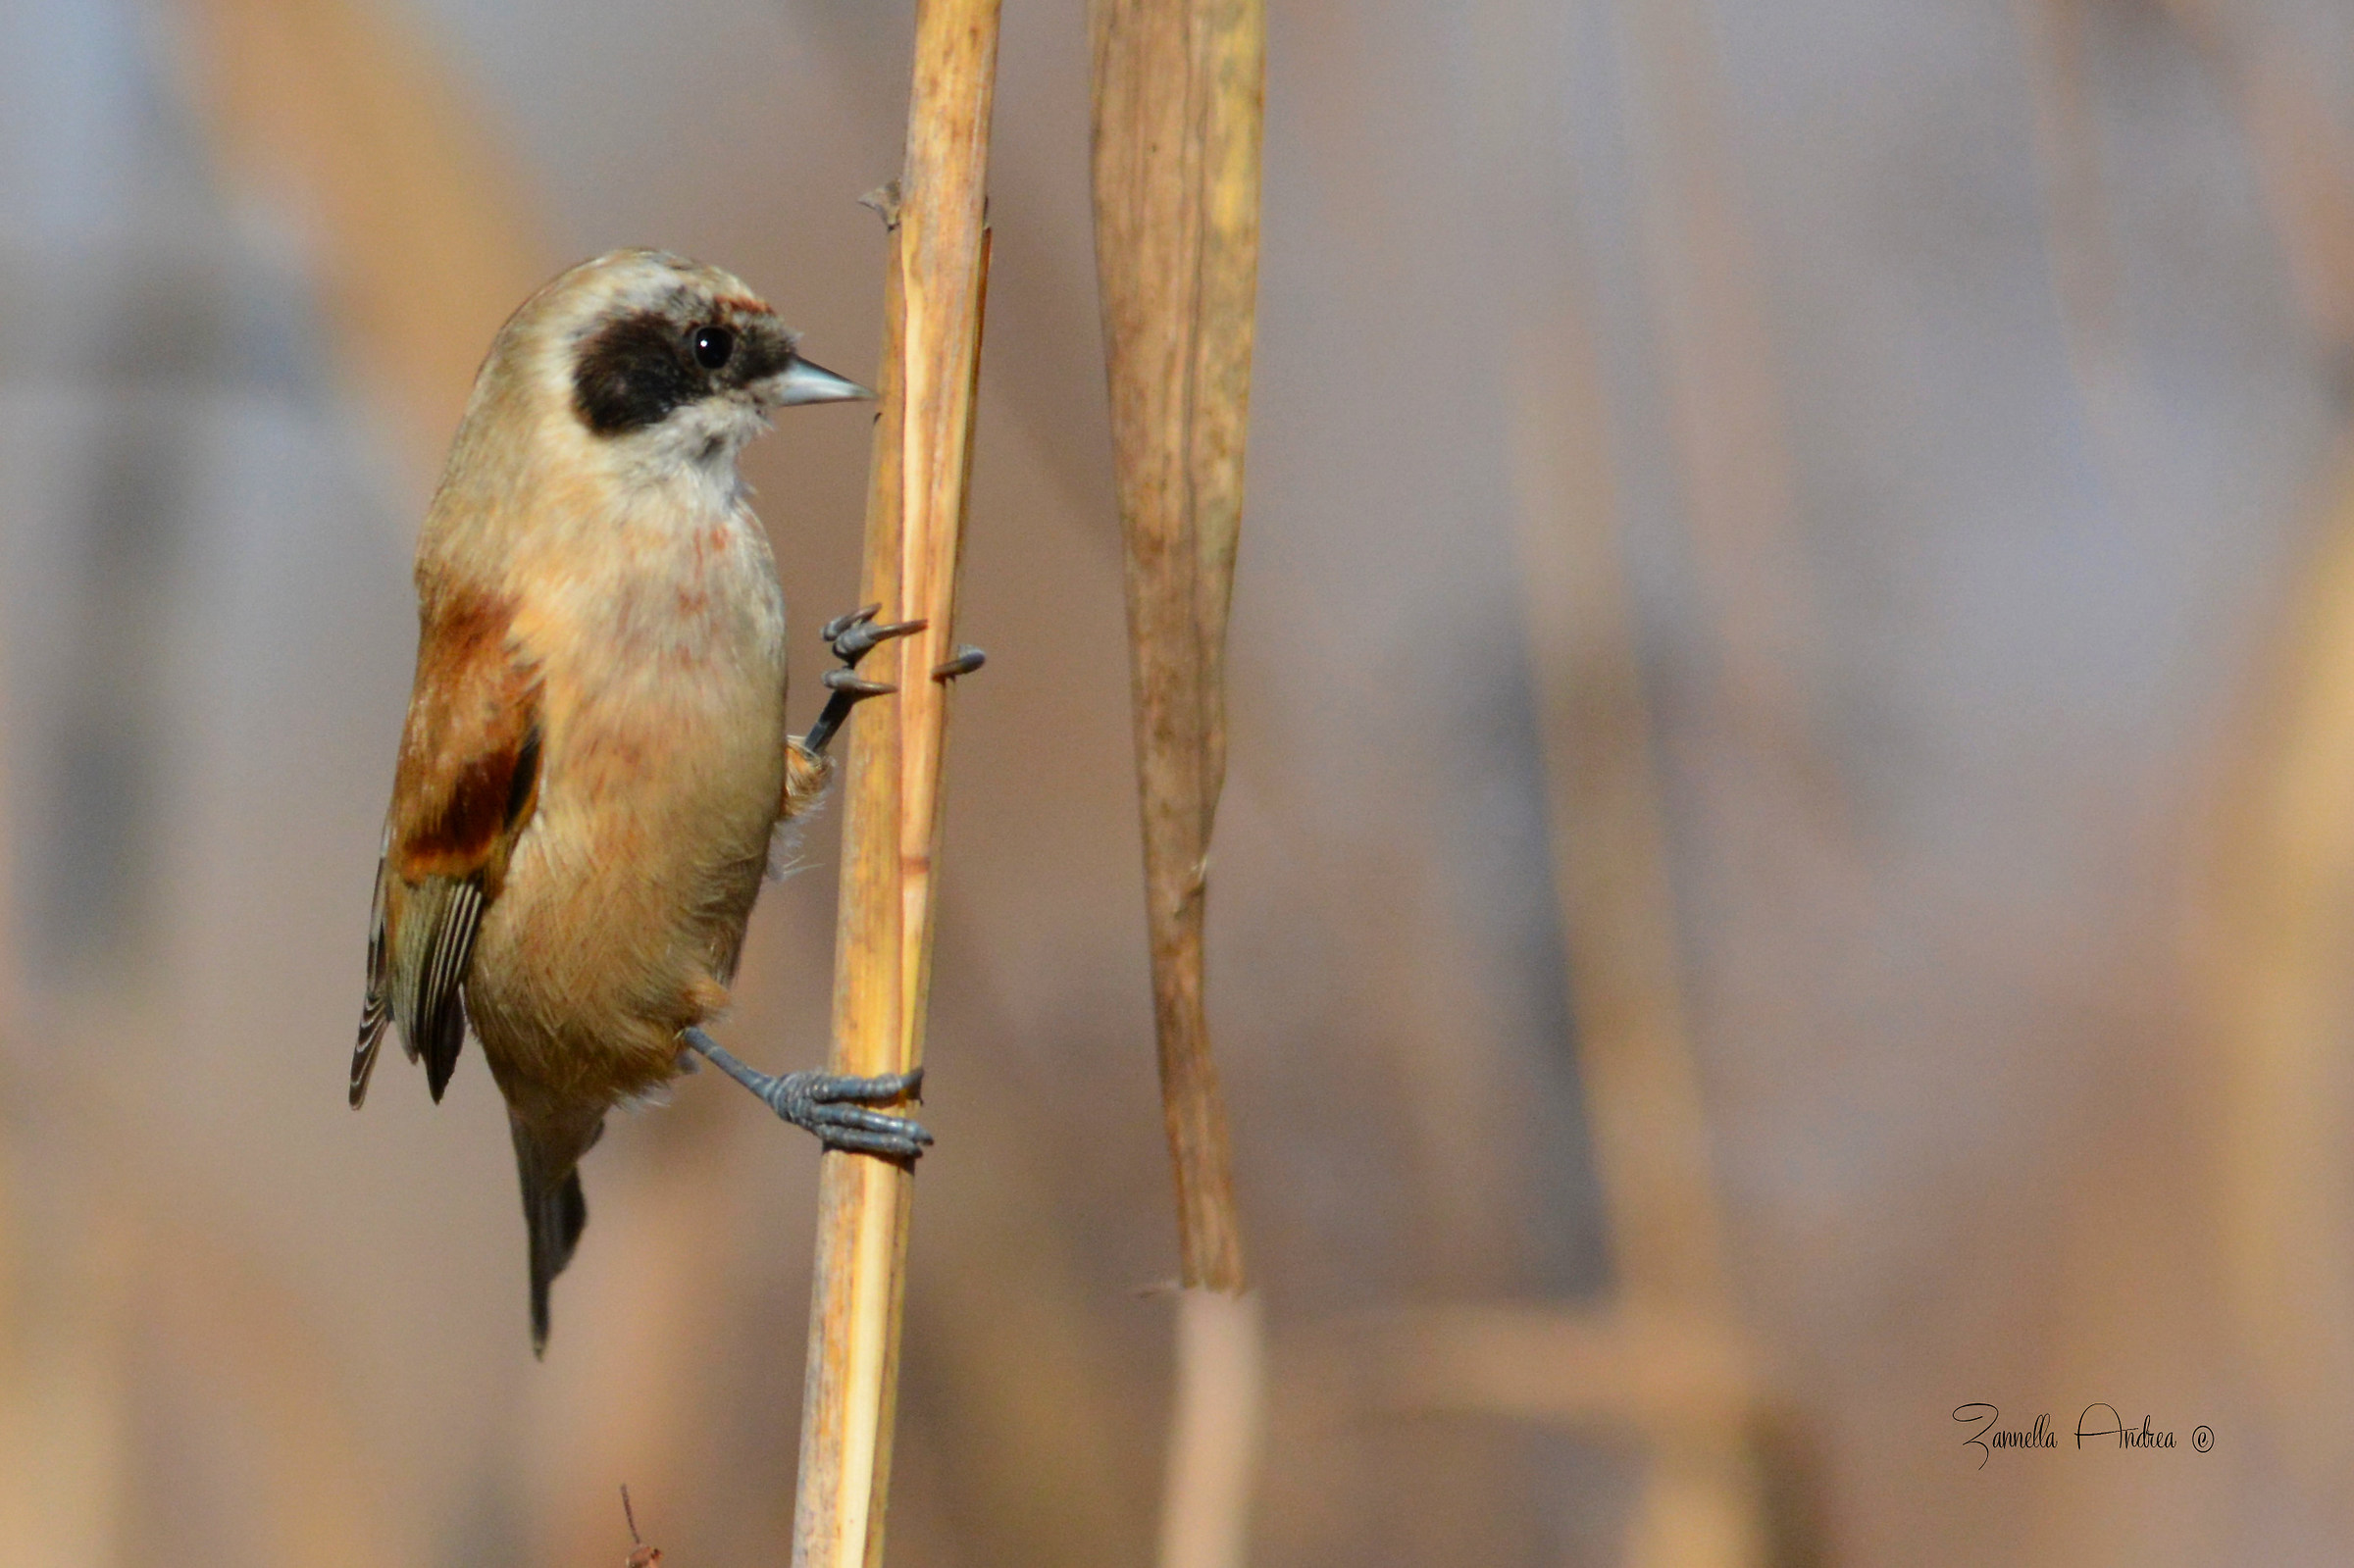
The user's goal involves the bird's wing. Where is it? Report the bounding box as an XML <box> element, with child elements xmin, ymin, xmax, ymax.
<box><xmin>352</xmin><ymin>594</ymin><xmax>542</xmax><ymax>1106</ymax></box>
<box><xmin>351</xmin><ymin>841</ymin><xmax>394</xmax><ymax>1106</ymax></box>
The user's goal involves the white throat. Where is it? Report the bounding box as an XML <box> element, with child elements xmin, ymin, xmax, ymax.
<box><xmin>610</xmin><ymin>397</ymin><xmax>771</xmax><ymax>511</ymax></box>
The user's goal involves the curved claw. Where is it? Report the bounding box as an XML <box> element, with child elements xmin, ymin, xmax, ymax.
<box><xmin>933</xmin><ymin>645</ymin><xmax>986</xmax><ymax>682</ymax></box>
<box><xmin>821</xmin><ymin>603</ymin><xmax>882</xmax><ymax>644</ymax></box>
<box><xmin>833</xmin><ymin>615</ymin><xmax>928</xmax><ymax>664</ymax></box>
<box><xmin>823</xmin><ymin>668</ymin><xmax>898</xmax><ymax>698</ymax></box>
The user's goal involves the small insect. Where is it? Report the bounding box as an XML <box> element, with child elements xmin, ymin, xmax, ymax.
<box><xmin>622</xmin><ymin>1485</ymin><xmax>662</xmax><ymax>1567</ymax></box>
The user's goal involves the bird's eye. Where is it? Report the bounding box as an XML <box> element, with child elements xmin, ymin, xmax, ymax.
<box><xmin>691</xmin><ymin>325</ymin><xmax>735</xmax><ymax>370</ymax></box>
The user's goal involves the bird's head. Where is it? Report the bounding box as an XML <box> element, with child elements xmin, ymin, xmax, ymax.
<box><xmin>465</xmin><ymin>248</ymin><xmax>869</xmax><ymax>495</ymax></box>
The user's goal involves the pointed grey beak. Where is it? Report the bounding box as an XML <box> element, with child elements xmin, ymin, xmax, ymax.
<box><xmin>772</xmin><ymin>355</ymin><xmax>872</xmax><ymax>406</ymax></box>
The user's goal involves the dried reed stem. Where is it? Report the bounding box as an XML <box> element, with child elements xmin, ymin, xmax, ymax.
<box><xmin>1157</xmin><ymin>1288</ymin><xmax>1263</xmax><ymax>1568</ymax></box>
<box><xmin>790</xmin><ymin>0</ymin><xmax>998</xmax><ymax>1562</ymax></box>
<box><xmin>1090</xmin><ymin>0</ymin><xmax>1259</xmax><ymax>1306</ymax></box>
<box><xmin>1610</xmin><ymin>0</ymin><xmax>1827</xmax><ymax>791</ymax></box>
<box><xmin>1510</xmin><ymin>320</ymin><xmax>1729</xmax><ymax>1322</ymax></box>
<box><xmin>0</xmin><ymin>661</ymin><xmax>34</xmax><ymax>1557</ymax></box>
<box><xmin>2204</xmin><ymin>443</ymin><xmax>2354</xmax><ymax>1487</ymax></box>
<box><xmin>2177</xmin><ymin>0</ymin><xmax>2354</xmax><ymax>1486</ymax></box>
<box><xmin>1092</xmin><ymin>0</ymin><xmax>1265</xmax><ymax>1561</ymax></box>
<box><xmin>1510</xmin><ymin>299</ymin><xmax>1766</xmax><ymax>1563</ymax></box>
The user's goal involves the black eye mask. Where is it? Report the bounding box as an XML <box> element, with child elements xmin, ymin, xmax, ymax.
<box><xmin>572</xmin><ymin>310</ymin><xmax>712</xmax><ymax>436</ymax></box>
<box><xmin>571</xmin><ymin>306</ymin><xmax>796</xmax><ymax>437</ymax></box>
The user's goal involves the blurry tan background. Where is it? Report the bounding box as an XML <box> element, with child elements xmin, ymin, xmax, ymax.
<box><xmin>4</xmin><ymin>0</ymin><xmax>2354</xmax><ymax>1561</ymax></box>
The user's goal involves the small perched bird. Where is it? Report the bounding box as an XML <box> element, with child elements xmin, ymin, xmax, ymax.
<box><xmin>352</xmin><ymin>249</ymin><xmax>949</xmax><ymax>1353</ymax></box>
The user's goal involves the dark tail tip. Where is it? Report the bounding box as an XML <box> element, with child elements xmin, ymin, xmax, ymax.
<box><xmin>427</xmin><ymin>1044</ymin><xmax>456</xmax><ymax>1103</ymax></box>
<box><xmin>523</xmin><ymin>1160</ymin><xmax>588</xmax><ymax>1355</ymax></box>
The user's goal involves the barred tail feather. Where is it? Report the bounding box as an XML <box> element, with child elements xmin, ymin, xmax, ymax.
<box><xmin>352</xmin><ymin>854</ymin><xmax>393</xmax><ymax>1108</ymax></box>
<box><xmin>351</xmin><ymin>1002</ymin><xmax>391</xmax><ymax>1108</ymax></box>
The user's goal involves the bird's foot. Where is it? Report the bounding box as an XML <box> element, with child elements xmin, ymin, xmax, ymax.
<box><xmin>681</xmin><ymin>1027</ymin><xmax>933</xmax><ymax>1159</ymax></box>
<box><xmin>760</xmin><ymin>1067</ymin><xmax>934</xmax><ymax>1158</ymax></box>
<box><xmin>800</xmin><ymin>604</ymin><xmax>926</xmax><ymax>756</ymax></box>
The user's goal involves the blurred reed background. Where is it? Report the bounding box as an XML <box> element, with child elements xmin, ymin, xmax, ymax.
<box><xmin>3</xmin><ymin>0</ymin><xmax>2354</xmax><ymax>1562</ymax></box>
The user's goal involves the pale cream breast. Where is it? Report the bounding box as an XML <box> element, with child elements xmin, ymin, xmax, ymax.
<box><xmin>467</xmin><ymin>482</ymin><xmax>792</xmax><ymax>1100</ymax></box>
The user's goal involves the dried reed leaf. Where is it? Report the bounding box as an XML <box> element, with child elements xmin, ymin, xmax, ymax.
<box><xmin>1093</xmin><ymin>8</ymin><xmax>1266</xmax><ymax>1564</ymax></box>
<box><xmin>1090</xmin><ymin>0</ymin><xmax>1261</xmax><ymax>1299</ymax></box>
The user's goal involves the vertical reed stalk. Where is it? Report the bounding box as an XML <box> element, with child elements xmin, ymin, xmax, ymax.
<box><xmin>2204</xmin><ymin>443</ymin><xmax>2354</xmax><ymax>1490</ymax></box>
<box><xmin>1091</xmin><ymin>0</ymin><xmax>1266</xmax><ymax>1562</ymax></box>
<box><xmin>791</xmin><ymin>0</ymin><xmax>998</xmax><ymax>1562</ymax></box>
<box><xmin>1610</xmin><ymin>0</ymin><xmax>1828</xmax><ymax>793</ymax></box>
<box><xmin>1510</xmin><ymin>292</ymin><xmax>1766</xmax><ymax>1566</ymax></box>
<box><xmin>0</xmin><ymin>641</ymin><xmax>25</xmax><ymax>1555</ymax></box>
<box><xmin>2175</xmin><ymin>0</ymin><xmax>2354</xmax><ymax>1490</ymax></box>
